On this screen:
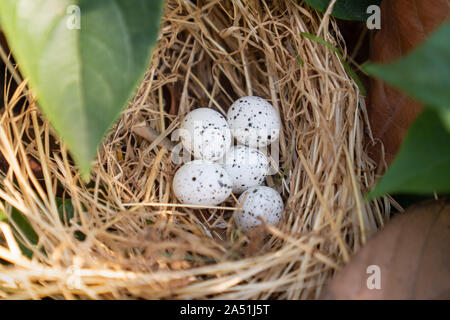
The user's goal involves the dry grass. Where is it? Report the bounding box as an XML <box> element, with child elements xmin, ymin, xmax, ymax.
<box><xmin>0</xmin><ymin>0</ymin><xmax>392</xmax><ymax>300</ymax></box>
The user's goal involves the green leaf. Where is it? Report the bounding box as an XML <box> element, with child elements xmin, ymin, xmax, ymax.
<box><xmin>10</xmin><ymin>208</ymin><xmax>39</xmax><ymax>246</ymax></box>
<box><xmin>56</xmin><ymin>197</ymin><xmax>75</xmax><ymax>225</ymax></box>
<box><xmin>366</xmin><ymin>108</ymin><xmax>450</xmax><ymax>200</ymax></box>
<box><xmin>304</xmin><ymin>0</ymin><xmax>381</xmax><ymax>21</ymax></box>
<box><xmin>0</xmin><ymin>210</ymin><xmax>7</xmax><ymax>222</ymax></box>
<box><xmin>0</xmin><ymin>0</ymin><xmax>165</xmax><ymax>179</ymax></box>
<box><xmin>0</xmin><ymin>207</ymin><xmax>39</xmax><ymax>258</ymax></box>
<box><xmin>55</xmin><ymin>197</ymin><xmax>86</xmax><ymax>241</ymax></box>
<box><xmin>297</xmin><ymin>55</ymin><xmax>304</xmax><ymax>67</ymax></box>
<box><xmin>0</xmin><ymin>210</ymin><xmax>10</xmax><ymax>264</ymax></box>
<box><xmin>301</xmin><ymin>32</ymin><xmax>366</xmax><ymax>96</ymax></box>
<box><xmin>364</xmin><ymin>22</ymin><xmax>450</xmax><ymax>131</ymax></box>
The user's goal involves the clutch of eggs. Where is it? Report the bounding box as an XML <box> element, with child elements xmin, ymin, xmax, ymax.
<box><xmin>171</xmin><ymin>97</ymin><xmax>283</xmax><ymax>231</ymax></box>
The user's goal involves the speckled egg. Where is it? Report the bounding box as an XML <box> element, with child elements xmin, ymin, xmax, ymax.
<box><xmin>227</xmin><ymin>96</ymin><xmax>281</xmax><ymax>148</ymax></box>
<box><xmin>179</xmin><ymin>108</ymin><xmax>232</xmax><ymax>161</ymax></box>
<box><xmin>234</xmin><ymin>186</ymin><xmax>283</xmax><ymax>232</ymax></box>
<box><xmin>223</xmin><ymin>145</ymin><xmax>269</xmax><ymax>194</ymax></box>
<box><xmin>173</xmin><ymin>160</ymin><xmax>232</xmax><ymax>206</ymax></box>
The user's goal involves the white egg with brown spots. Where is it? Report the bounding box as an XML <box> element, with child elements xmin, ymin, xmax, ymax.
<box><xmin>173</xmin><ymin>160</ymin><xmax>232</xmax><ymax>206</ymax></box>
<box><xmin>223</xmin><ymin>145</ymin><xmax>269</xmax><ymax>194</ymax></box>
<box><xmin>235</xmin><ymin>186</ymin><xmax>283</xmax><ymax>232</ymax></box>
<box><xmin>227</xmin><ymin>96</ymin><xmax>281</xmax><ymax>148</ymax></box>
<box><xmin>179</xmin><ymin>108</ymin><xmax>232</xmax><ymax>161</ymax></box>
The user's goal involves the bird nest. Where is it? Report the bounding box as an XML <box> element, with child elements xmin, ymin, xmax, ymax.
<box><xmin>0</xmin><ymin>0</ymin><xmax>392</xmax><ymax>299</ymax></box>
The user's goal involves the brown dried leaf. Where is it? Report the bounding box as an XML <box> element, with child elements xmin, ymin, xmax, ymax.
<box><xmin>367</xmin><ymin>0</ymin><xmax>449</xmax><ymax>165</ymax></box>
<box><xmin>321</xmin><ymin>200</ymin><xmax>450</xmax><ymax>299</ymax></box>
<box><xmin>243</xmin><ymin>225</ymin><xmax>267</xmax><ymax>258</ymax></box>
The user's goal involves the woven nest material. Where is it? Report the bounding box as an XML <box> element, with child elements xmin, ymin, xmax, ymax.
<box><xmin>0</xmin><ymin>0</ymin><xmax>393</xmax><ymax>299</ymax></box>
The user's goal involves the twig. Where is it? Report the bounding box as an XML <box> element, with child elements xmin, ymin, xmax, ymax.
<box><xmin>0</xmin><ymin>43</ymin><xmax>23</xmax><ymax>86</ymax></box>
<box><xmin>132</xmin><ymin>123</ymin><xmax>176</xmax><ymax>151</ymax></box>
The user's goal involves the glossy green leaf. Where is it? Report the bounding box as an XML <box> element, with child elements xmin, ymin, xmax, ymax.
<box><xmin>1</xmin><ymin>210</ymin><xmax>10</xmax><ymax>264</ymax></box>
<box><xmin>0</xmin><ymin>210</ymin><xmax>7</xmax><ymax>222</ymax></box>
<box><xmin>301</xmin><ymin>32</ymin><xmax>366</xmax><ymax>96</ymax></box>
<box><xmin>304</xmin><ymin>0</ymin><xmax>381</xmax><ymax>21</ymax></box>
<box><xmin>297</xmin><ymin>55</ymin><xmax>304</xmax><ymax>67</ymax></box>
<box><xmin>364</xmin><ymin>22</ymin><xmax>450</xmax><ymax>131</ymax></box>
<box><xmin>0</xmin><ymin>0</ymin><xmax>164</xmax><ymax>179</ymax></box>
<box><xmin>56</xmin><ymin>197</ymin><xmax>75</xmax><ymax>226</ymax></box>
<box><xmin>10</xmin><ymin>208</ymin><xmax>39</xmax><ymax>246</ymax></box>
<box><xmin>0</xmin><ymin>207</ymin><xmax>39</xmax><ymax>258</ymax></box>
<box><xmin>55</xmin><ymin>197</ymin><xmax>85</xmax><ymax>241</ymax></box>
<box><xmin>366</xmin><ymin>109</ymin><xmax>450</xmax><ymax>200</ymax></box>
